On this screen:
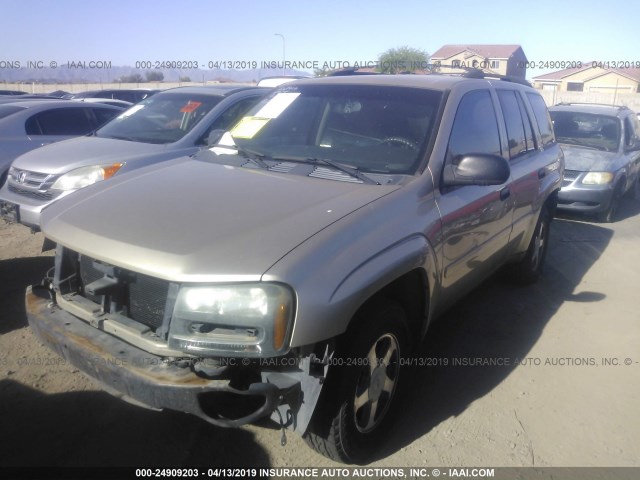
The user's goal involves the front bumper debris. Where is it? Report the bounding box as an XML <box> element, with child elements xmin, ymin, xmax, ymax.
<box><xmin>25</xmin><ymin>286</ymin><xmax>302</xmax><ymax>428</ymax></box>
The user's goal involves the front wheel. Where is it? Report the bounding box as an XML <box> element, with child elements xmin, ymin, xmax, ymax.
<box><xmin>304</xmin><ymin>300</ymin><xmax>409</xmax><ymax>463</ymax></box>
<box><xmin>597</xmin><ymin>184</ymin><xmax>623</xmax><ymax>223</ymax></box>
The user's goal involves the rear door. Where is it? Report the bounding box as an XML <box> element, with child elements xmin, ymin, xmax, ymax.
<box><xmin>506</xmin><ymin>91</ymin><xmax>562</xmax><ymax>253</ymax></box>
<box><xmin>496</xmin><ymin>88</ymin><xmax>548</xmax><ymax>249</ymax></box>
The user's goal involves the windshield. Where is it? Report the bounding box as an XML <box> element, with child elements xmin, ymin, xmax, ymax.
<box><xmin>96</xmin><ymin>93</ymin><xmax>222</xmax><ymax>144</ymax></box>
<box><xmin>219</xmin><ymin>84</ymin><xmax>442</xmax><ymax>175</ymax></box>
<box><xmin>550</xmin><ymin>111</ymin><xmax>621</xmax><ymax>152</ymax></box>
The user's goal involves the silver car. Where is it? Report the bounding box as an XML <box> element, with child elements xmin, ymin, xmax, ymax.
<box><xmin>0</xmin><ymin>99</ymin><xmax>124</xmax><ymax>187</ymax></box>
<box><xmin>0</xmin><ymin>85</ymin><xmax>270</xmax><ymax>229</ymax></box>
<box><xmin>26</xmin><ymin>74</ymin><xmax>562</xmax><ymax>463</ymax></box>
<box><xmin>550</xmin><ymin>103</ymin><xmax>640</xmax><ymax>222</ymax></box>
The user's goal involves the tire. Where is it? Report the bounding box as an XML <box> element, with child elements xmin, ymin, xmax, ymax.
<box><xmin>597</xmin><ymin>184</ymin><xmax>623</xmax><ymax>223</ymax></box>
<box><xmin>509</xmin><ymin>204</ymin><xmax>552</xmax><ymax>285</ymax></box>
<box><xmin>304</xmin><ymin>300</ymin><xmax>409</xmax><ymax>463</ymax></box>
<box><xmin>628</xmin><ymin>175</ymin><xmax>640</xmax><ymax>201</ymax></box>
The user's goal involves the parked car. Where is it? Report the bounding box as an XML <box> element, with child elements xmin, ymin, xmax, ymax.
<box><xmin>0</xmin><ymin>100</ymin><xmax>125</xmax><ymax>187</ymax></box>
<box><xmin>0</xmin><ymin>95</ymin><xmax>62</xmax><ymax>103</ymax></box>
<box><xmin>257</xmin><ymin>75</ymin><xmax>310</xmax><ymax>87</ymax></box>
<box><xmin>64</xmin><ymin>88</ymin><xmax>159</xmax><ymax>104</ymax></box>
<box><xmin>549</xmin><ymin>103</ymin><xmax>640</xmax><ymax>222</ymax></box>
<box><xmin>72</xmin><ymin>97</ymin><xmax>134</xmax><ymax>108</ymax></box>
<box><xmin>0</xmin><ymin>85</ymin><xmax>270</xmax><ymax>229</ymax></box>
<box><xmin>0</xmin><ymin>89</ymin><xmax>28</xmax><ymax>96</ymax></box>
<box><xmin>26</xmin><ymin>73</ymin><xmax>562</xmax><ymax>463</ymax></box>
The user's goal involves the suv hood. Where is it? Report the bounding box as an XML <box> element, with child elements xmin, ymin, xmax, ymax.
<box><xmin>11</xmin><ymin>136</ymin><xmax>169</xmax><ymax>174</ymax></box>
<box><xmin>561</xmin><ymin>144</ymin><xmax>617</xmax><ymax>172</ymax></box>
<box><xmin>41</xmin><ymin>158</ymin><xmax>399</xmax><ymax>281</ymax></box>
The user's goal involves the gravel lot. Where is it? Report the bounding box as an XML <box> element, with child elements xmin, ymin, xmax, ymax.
<box><xmin>1</xmin><ymin>196</ymin><xmax>639</xmax><ymax>470</ymax></box>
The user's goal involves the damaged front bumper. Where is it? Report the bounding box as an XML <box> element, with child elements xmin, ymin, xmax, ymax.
<box><xmin>26</xmin><ymin>286</ymin><xmax>324</xmax><ymax>433</ymax></box>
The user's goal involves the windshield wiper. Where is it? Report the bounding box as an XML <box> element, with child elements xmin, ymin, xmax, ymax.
<box><xmin>305</xmin><ymin>157</ymin><xmax>380</xmax><ymax>185</ymax></box>
<box><xmin>209</xmin><ymin>147</ymin><xmax>380</xmax><ymax>184</ymax></box>
<box><xmin>559</xmin><ymin>140</ymin><xmax>605</xmax><ymax>152</ymax></box>
<box><xmin>101</xmin><ymin>134</ymin><xmax>138</xmax><ymax>142</ymax></box>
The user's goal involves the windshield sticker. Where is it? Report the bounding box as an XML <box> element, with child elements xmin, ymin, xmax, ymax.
<box><xmin>254</xmin><ymin>92</ymin><xmax>300</xmax><ymax>118</ymax></box>
<box><xmin>180</xmin><ymin>101</ymin><xmax>202</xmax><ymax>113</ymax></box>
<box><xmin>229</xmin><ymin>92</ymin><xmax>300</xmax><ymax>139</ymax></box>
<box><xmin>230</xmin><ymin>117</ymin><xmax>271</xmax><ymax>139</ymax></box>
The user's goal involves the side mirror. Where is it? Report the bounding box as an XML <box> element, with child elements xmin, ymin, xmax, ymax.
<box><xmin>626</xmin><ymin>138</ymin><xmax>640</xmax><ymax>152</ymax></box>
<box><xmin>442</xmin><ymin>154</ymin><xmax>510</xmax><ymax>187</ymax></box>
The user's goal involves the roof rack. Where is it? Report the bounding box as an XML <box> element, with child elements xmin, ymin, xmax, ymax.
<box><xmin>553</xmin><ymin>102</ymin><xmax>631</xmax><ymax>110</ymax></box>
<box><xmin>430</xmin><ymin>64</ymin><xmax>531</xmax><ymax>86</ymax></box>
<box><xmin>327</xmin><ymin>67</ymin><xmax>382</xmax><ymax>76</ymax></box>
<box><xmin>325</xmin><ymin>64</ymin><xmax>532</xmax><ymax>87</ymax></box>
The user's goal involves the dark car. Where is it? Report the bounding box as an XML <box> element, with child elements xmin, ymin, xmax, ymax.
<box><xmin>0</xmin><ymin>100</ymin><xmax>125</xmax><ymax>187</ymax></box>
<box><xmin>65</xmin><ymin>89</ymin><xmax>159</xmax><ymax>104</ymax></box>
<box><xmin>550</xmin><ymin>103</ymin><xmax>640</xmax><ymax>222</ymax></box>
<box><xmin>0</xmin><ymin>89</ymin><xmax>28</xmax><ymax>96</ymax></box>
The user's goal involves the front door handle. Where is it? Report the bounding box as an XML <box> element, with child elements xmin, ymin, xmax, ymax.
<box><xmin>499</xmin><ymin>187</ymin><xmax>511</xmax><ymax>201</ymax></box>
<box><xmin>538</xmin><ymin>168</ymin><xmax>546</xmax><ymax>179</ymax></box>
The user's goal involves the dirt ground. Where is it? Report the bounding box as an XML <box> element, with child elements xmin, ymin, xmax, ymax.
<box><xmin>1</xmin><ymin>196</ymin><xmax>639</xmax><ymax>470</ymax></box>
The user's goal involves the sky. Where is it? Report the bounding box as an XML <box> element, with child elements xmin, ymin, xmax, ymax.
<box><xmin>1</xmin><ymin>0</ymin><xmax>639</xmax><ymax>80</ymax></box>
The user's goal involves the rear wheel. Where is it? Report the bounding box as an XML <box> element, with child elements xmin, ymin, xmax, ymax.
<box><xmin>509</xmin><ymin>204</ymin><xmax>552</xmax><ymax>285</ymax></box>
<box><xmin>304</xmin><ymin>300</ymin><xmax>408</xmax><ymax>463</ymax></box>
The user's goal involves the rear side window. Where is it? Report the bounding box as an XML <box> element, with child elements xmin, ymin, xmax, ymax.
<box><xmin>447</xmin><ymin>90</ymin><xmax>501</xmax><ymax>160</ymax></box>
<box><xmin>497</xmin><ymin>90</ymin><xmax>527</xmax><ymax>160</ymax></box>
<box><xmin>497</xmin><ymin>90</ymin><xmax>538</xmax><ymax>160</ymax></box>
<box><xmin>517</xmin><ymin>93</ymin><xmax>537</xmax><ymax>152</ymax></box>
<box><xmin>25</xmin><ymin>108</ymin><xmax>93</xmax><ymax>135</ymax></box>
<box><xmin>526</xmin><ymin>93</ymin><xmax>555</xmax><ymax>147</ymax></box>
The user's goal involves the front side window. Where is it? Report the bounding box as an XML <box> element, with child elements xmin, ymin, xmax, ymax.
<box><xmin>198</xmin><ymin>96</ymin><xmax>264</xmax><ymax>146</ymax></box>
<box><xmin>447</xmin><ymin>89</ymin><xmax>501</xmax><ymax>161</ymax></box>
<box><xmin>96</xmin><ymin>93</ymin><xmax>222</xmax><ymax>144</ymax></box>
<box><xmin>92</xmin><ymin>107</ymin><xmax>122</xmax><ymax>128</ymax></box>
<box><xmin>624</xmin><ymin>115</ymin><xmax>640</xmax><ymax>148</ymax></box>
<box><xmin>220</xmin><ymin>84</ymin><xmax>442</xmax><ymax>175</ymax></box>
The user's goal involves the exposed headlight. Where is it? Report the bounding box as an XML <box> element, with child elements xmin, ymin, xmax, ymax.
<box><xmin>168</xmin><ymin>284</ymin><xmax>294</xmax><ymax>357</ymax></box>
<box><xmin>582</xmin><ymin>172</ymin><xmax>614</xmax><ymax>185</ymax></box>
<box><xmin>51</xmin><ymin>164</ymin><xmax>123</xmax><ymax>191</ymax></box>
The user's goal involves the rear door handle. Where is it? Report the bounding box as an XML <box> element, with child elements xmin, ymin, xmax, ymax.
<box><xmin>499</xmin><ymin>187</ymin><xmax>511</xmax><ymax>201</ymax></box>
<box><xmin>538</xmin><ymin>168</ymin><xmax>546</xmax><ymax>179</ymax></box>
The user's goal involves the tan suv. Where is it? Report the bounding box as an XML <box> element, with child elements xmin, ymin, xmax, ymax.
<box><xmin>26</xmin><ymin>71</ymin><xmax>563</xmax><ymax>463</ymax></box>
